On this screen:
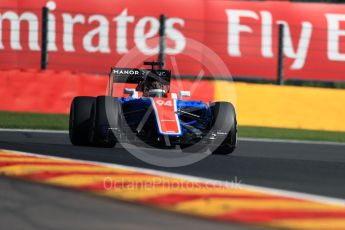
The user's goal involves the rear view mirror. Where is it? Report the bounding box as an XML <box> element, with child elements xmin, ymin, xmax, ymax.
<box><xmin>180</xmin><ymin>91</ymin><xmax>191</xmax><ymax>98</ymax></box>
<box><xmin>124</xmin><ymin>88</ymin><xmax>138</xmax><ymax>98</ymax></box>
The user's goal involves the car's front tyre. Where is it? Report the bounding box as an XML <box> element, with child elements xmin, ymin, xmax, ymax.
<box><xmin>210</xmin><ymin>101</ymin><xmax>237</xmax><ymax>155</ymax></box>
<box><xmin>69</xmin><ymin>96</ymin><xmax>96</xmax><ymax>146</ymax></box>
<box><xmin>89</xmin><ymin>96</ymin><xmax>122</xmax><ymax>148</ymax></box>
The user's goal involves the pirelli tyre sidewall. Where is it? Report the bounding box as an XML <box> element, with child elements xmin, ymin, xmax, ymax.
<box><xmin>69</xmin><ymin>96</ymin><xmax>96</xmax><ymax>146</ymax></box>
<box><xmin>89</xmin><ymin>96</ymin><xmax>121</xmax><ymax>148</ymax></box>
<box><xmin>209</xmin><ymin>101</ymin><xmax>237</xmax><ymax>155</ymax></box>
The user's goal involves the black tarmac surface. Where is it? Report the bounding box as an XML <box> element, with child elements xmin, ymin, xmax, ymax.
<box><xmin>1</xmin><ymin>130</ymin><xmax>345</xmax><ymax>229</ymax></box>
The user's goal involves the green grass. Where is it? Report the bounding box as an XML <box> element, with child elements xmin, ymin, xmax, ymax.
<box><xmin>0</xmin><ymin>111</ymin><xmax>345</xmax><ymax>143</ymax></box>
<box><xmin>239</xmin><ymin>126</ymin><xmax>345</xmax><ymax>143</ymax></box>
<box><xmin>0</xmin><ymin>111</ymin><xmax>69</xmax><ymax>130</ymax></box>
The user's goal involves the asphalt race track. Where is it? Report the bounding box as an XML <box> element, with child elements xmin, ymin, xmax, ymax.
<box><xmin>1</xmin><ymin>130</ymin><xmax>345</xmax><ymax>198</ymax></box>
<box><xmin>1</xmin><ymin>129</ymin><xmax>345</xmax><ymax>229</ymax></box>
<box><xmin>0</xmin><ymin>176</ymin><xmax>255</xmax><ymax>230</ymax></box>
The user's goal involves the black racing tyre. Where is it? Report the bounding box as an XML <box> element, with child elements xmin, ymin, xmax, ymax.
<box><xmin>210</xmin><ymin>101</ymin><xmax>237</xmax><ymax>155</ymax></box>
<box><xmin>69</xmin><ymin>96</ymin><xmax>96</xmax><ymax>146</ymax></box>
<box><xmin>89</xmin><ymin>96</ymin><xmax>121</xmax><ymax>148</ymax></box>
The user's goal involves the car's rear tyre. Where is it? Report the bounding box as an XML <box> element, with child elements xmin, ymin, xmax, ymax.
<box><xmin>210</xmin><ymin>101</ymin><xmax>237</xmax><ymax>155</ymax></box>
<box><xmin>69</xmin><ymin>96</ymin><xmax>95</xmax><ymax>146</ymax></box>
<box><xmin>89</xmin><ymin>96</ymin><xmax>121</xmax><ymax>148</ymax></box>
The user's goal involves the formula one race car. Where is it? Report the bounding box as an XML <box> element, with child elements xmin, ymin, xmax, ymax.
<box><xmin>69</xmin><ymin>62</ymin><xmax>237</xmax><ymax>154</ymax></box>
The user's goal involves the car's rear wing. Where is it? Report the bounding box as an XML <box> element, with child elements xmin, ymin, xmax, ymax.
<box><xmin>108</xmin><ymin>62</ymin><xmax>171</xmax><ymax>96</ymax></box>
<box><xmin>110</xmin><ymin>68</ymin><xmax>171</xmax><ymax>84</ymax></box>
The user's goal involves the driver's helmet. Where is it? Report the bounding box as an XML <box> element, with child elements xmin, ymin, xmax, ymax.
<box><xmin>136</xmin><ymin>71</ymin><xmax>169</xmax><ymax>97</ymax></box>
<box><xmin>144</xmin><ymin>80</ymin><xmax>166</xmax><ymax>97</ymax></box>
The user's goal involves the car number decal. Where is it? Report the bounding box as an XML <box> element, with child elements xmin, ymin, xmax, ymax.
<box><xmin>151</xmin><ymin>98</ymin><xmax>182</xmax><ymax>135</ymax></box>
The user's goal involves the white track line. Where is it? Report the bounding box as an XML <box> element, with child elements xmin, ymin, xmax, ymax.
<box><xmin>240</xmin><ymin>137</ymin><xmax>345</xmax><ymax>146</ymax></box>
<box><xmin>2</xmin><ymin>148</ymin><xmax>345</xmax><ymax>207</ymax></box>
<box><xmin>0</xmin><ymin>128</ymin><xmax>68</xmax><ymax>134</ymax></box>
<box><xmin>1</xmin><ymin>128</ymin><xmax>344</xmax><ymax>146</ymax></box>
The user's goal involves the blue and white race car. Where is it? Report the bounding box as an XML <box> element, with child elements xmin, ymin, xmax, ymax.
<box><xmin>69</xmin><ymin>62</ymin><xmax>237</xmax><ymax>154</ymax></box>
